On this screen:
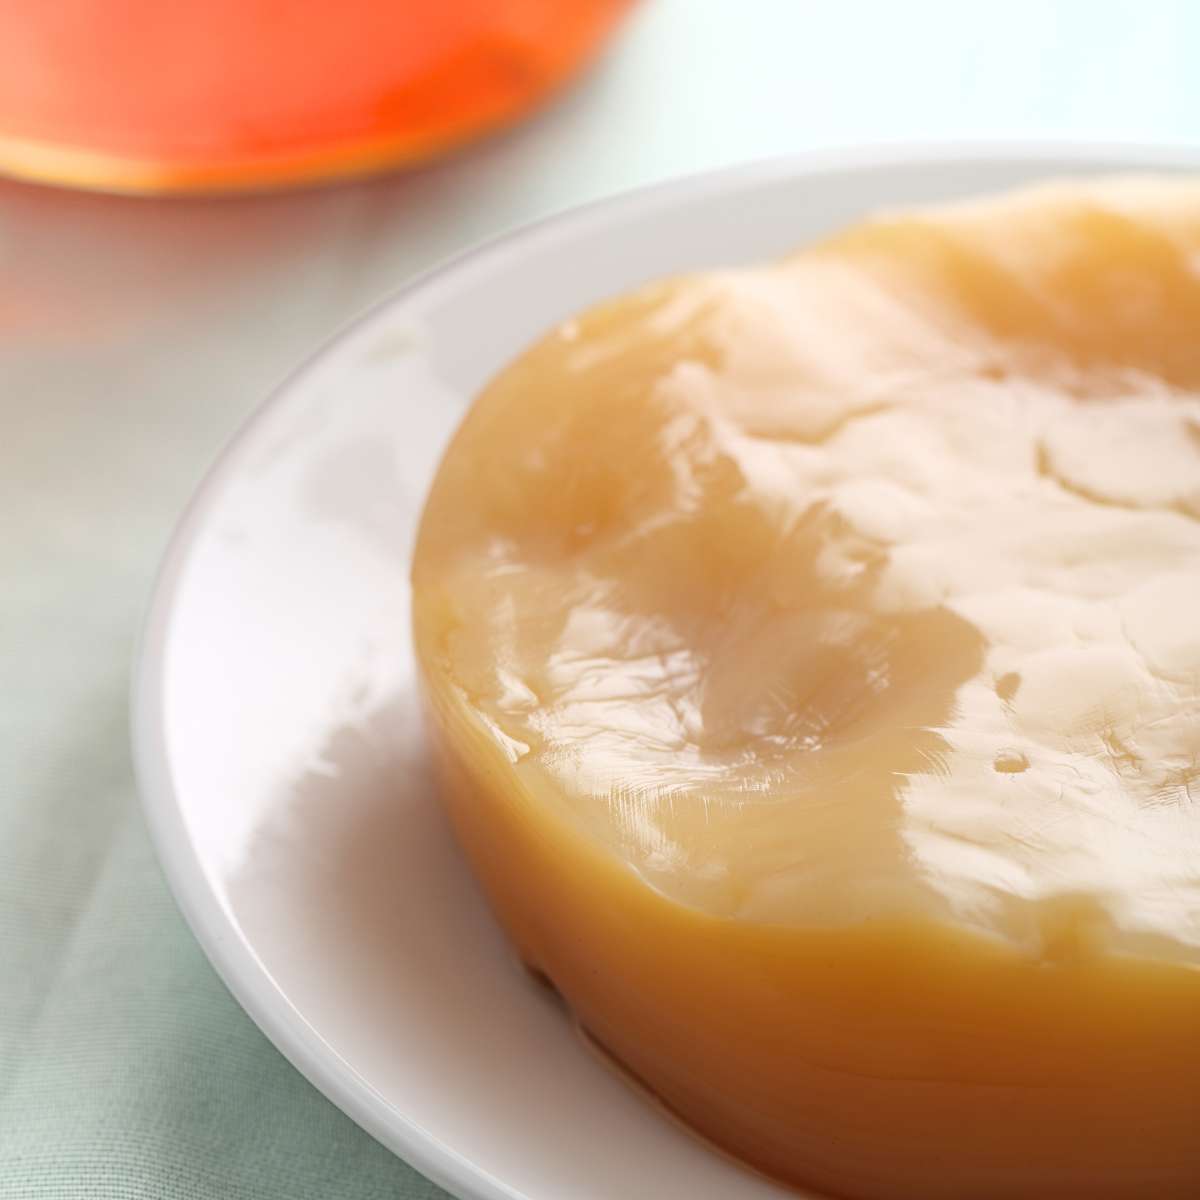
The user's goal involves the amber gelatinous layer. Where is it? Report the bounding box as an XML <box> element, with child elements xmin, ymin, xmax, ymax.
<box><xmin>413</xmin><ymin>178</ymin><xmax>1200</xmax><ymax>1199</ymax></box>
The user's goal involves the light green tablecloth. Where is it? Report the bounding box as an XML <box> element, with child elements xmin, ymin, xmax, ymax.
<box><xmin>0</xmin><ymin>188</ymin><xmax>453</xmax><ymax>1200</ymax></box>
<box><xmin>3</xmin><ymin>2</ymin><xmax>1197</xmax><ymax>1195</ymax></box>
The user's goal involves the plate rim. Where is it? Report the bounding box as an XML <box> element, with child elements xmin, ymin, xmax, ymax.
<box><xmin>131</xmin><ymin>139</ymin><xmax>1200</xmax><ymax>1200</ymax></box>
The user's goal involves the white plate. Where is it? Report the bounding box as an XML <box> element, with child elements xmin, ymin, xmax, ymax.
<box><xmin>134</xmin><ymin>143</ymin><xmax>1200</xmax><ymax>1200</ymax></box>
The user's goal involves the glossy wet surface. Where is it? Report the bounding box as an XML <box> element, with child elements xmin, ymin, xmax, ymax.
<box><xmin>416</xmin><ymin>179</ymin><xmax>1200</xmax><ymax>960</ymax></box>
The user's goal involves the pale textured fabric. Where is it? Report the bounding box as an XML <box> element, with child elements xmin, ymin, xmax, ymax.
<box><xmin>2</xmin><ymin>3</ymin><xmax>1198</xmax><ymax>1195</ymax></box>
<box><xmin>0</xmin><ymin>174</ymin><xmax>463</xmax><ymax>1198</ymax></box>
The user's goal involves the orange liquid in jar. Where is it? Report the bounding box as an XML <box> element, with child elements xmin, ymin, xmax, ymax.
<box><xmin>0</xmin><ymin>0</ymin><xmax>633</xmax><ymax>193</ymax></box>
